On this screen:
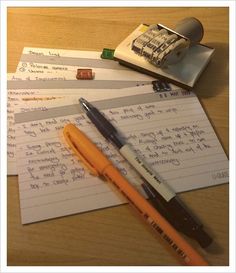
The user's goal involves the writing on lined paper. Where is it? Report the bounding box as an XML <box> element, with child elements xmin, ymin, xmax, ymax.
<box><xmin>7</xmin><ymin>77</ymin><xmax>154</xmax><ymax>175</ymax></box>
<box><xmin>7</xmin><ymin>88</ymin><xmax>64</xmax><ymax>175</ymax></box>
<box><xmin>15</xmin><ymin>92</ymin><xmax>228</xmax><ymax>224</ymax></box>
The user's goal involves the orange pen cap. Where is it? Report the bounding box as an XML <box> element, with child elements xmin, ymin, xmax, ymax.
<box><xmin>63</xmin><ymin>123</ymin><xmax>111</xmax><ymax>176</ymax></box>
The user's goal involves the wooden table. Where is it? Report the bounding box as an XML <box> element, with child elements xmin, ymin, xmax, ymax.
<box><xmin>7</xmin><ymin>7</ymin><xmax>229</xmax><ymax>266</ymax></box>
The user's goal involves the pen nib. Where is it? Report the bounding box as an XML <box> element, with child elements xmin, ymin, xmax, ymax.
<box><xmin>79</xmin><ymin>98</ymin><xmax>91</xmax><ymax>112</ymax></box>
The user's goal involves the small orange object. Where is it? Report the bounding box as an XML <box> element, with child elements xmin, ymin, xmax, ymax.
<box><xmin>76</xmin><ymin>69</ymin><xmax>94</xmax><ymax>80</ymax></box>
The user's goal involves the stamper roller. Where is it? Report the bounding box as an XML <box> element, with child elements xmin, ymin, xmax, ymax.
<box><xmin>131</xmin><ymin>17</ymin><xmax>204</xmax><ymax>68</ymax></box>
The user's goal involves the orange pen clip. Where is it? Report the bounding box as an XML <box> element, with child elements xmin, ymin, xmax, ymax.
<box><xmin>63</xmin><ymin>124</ymin><xmax>99</xmax><ymax>176</ymax></box>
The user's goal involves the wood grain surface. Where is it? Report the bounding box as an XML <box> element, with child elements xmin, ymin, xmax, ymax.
<box><xmin>7</xmin><ymin>7</ymin><xmax>229</xmax><ymax>266</ymax></box>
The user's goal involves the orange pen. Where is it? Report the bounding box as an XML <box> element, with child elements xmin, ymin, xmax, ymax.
<box><xmin>63</xmin><ymin>123</ymin><xmax>208</xmax><ymax>266</ymax></box>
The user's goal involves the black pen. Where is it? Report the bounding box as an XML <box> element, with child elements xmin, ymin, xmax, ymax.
<box><xmin>79</xmin><ymin>97</ymin><xmax>213</xmax><ymax>248</ymax></box>
<box><xmin>141</xmin><ymin>181</ymin><xmax>212</xmax><ymax>248</ymax></box>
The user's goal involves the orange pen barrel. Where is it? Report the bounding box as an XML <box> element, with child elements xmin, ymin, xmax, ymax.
<box><xmin>63</xmin><ymin>124</ymin><xmax>208</xmax><ymax>266</ymax></box>
<box><xmin>102</xmin><ymin>165</ymin><xmax>208</xmax><ymax>266</ymax></box>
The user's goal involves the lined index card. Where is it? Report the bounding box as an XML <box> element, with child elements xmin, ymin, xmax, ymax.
<box><xmin>15</xmin><ymin>90</ymin><xmax>228</xmax><ymax>224</ymax></box>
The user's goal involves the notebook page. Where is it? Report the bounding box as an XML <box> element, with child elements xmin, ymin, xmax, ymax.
<box><xmin>15</xmin><ymin>90</ymin><xmax>228</xmax><ymax>224</ymax></box>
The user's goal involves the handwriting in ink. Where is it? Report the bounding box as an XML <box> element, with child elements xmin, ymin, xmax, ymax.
<box><xmin>17</xmin><ymin>100</ymin><xmax>222</xmax><ymax>195</ymax></box>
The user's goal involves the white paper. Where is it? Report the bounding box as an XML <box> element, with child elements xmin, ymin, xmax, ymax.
<box><xmin>7</xmin><ymin>52</ymin><xmax>156</xmax><ymax>176</ymax></box>
<box><xmin>15</xmin><ymin>90</ymin><xmax>228</xmax><ymax>224</ymax></box>
<box><xmin>16</xmin><ymin>47</ymin><xmax>155</xmax><ymax>82</ymax></box>
<box><xmin>8</xmin><ymin>44</ymin><xmax>178</xmax><ymax>175</ymax></box>
<box><xmin>8</xmin><ymin>75</ymin><xmax>156</xmax><ymax>175</ymax></box>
